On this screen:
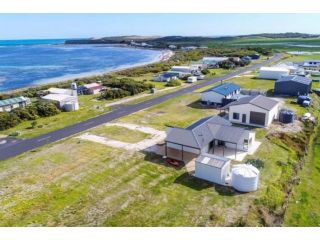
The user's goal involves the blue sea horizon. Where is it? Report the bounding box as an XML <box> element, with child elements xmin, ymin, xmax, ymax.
<box><xmin>0</xmin><ymin>39</ymin><xmax>163</xmax><ymax>92</ymax></box>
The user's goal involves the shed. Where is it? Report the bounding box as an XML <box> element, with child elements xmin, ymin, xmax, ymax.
<box><xmin>258</xmin><ymin>67</ymin><xmax>290</xmax><ymax>80</ymax></box>
<box><xmin>274</xmin><ymin>75</ymin><xmax>312</xmax><ymax>96</ymax></box>
<box><xmin>201</xmin><ymin>83</ymin><xmax>241</xmax><ymax>105</ymax></box>
<box><xmin>195</xmin><ymin>153</ymin><xmax>231</xmax><ymax>185</ymax></box>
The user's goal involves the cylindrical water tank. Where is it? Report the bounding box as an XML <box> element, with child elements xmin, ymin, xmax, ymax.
<box><xmin>231</xmin><ymin>164</ymin><xmax>259</xmax><ymax>192</ymax></box>
<box><xmin>279</xmin><ymin>109</ymin><xmax>294</xmax><ymax>124</ymax></box>
<box><xmin>64</xmin><ymin>101</ymin><xmax>77</xmax><ymax>112</ymax></box>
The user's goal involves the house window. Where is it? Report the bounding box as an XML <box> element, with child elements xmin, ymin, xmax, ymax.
<box><xmin>233</xmin><ymin>112</ymin><xmax>240</xmax><ymax>120</ymax></box>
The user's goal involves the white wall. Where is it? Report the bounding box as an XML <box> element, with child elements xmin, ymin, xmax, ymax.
<box><xmin>195</xmin><ymin>161</ymin><xmax>230</xmax><ymax>185</ymax></box>
<box><xmin>266</xmin><ymin>104</ymin><xmax>279</xmax><ymax>126</ymax></box>
<box><xmin>229</xmin><ymin>103</ymin><xmax>274</xmax><ymax>127</ymax></box>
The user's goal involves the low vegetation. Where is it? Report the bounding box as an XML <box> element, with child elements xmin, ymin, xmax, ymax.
<box><xmin>0</xmin><ymin>102</ymin><xmax>60</xmax><ymax>131</ymax></box>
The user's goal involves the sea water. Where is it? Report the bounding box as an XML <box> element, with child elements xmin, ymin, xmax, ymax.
<box><xmin>0</xmin><ymin>39</ymin><xmax>162</xmax><ymax>92</ymax></box>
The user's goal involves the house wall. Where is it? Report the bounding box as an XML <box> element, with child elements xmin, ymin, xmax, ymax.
<box><xmin>195</xmin><ymin>161</ymin><xmax>230</xmax><ymax>185</ymax></box>
<box><xmin>228</xmin><ymin>103</ymin><xmax>278</xmax><ymax>127</ymax></box>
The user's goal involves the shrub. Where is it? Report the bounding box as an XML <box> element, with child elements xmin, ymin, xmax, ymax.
<box><xmin>0</xmin><ymin>112</ymin><xmax>21</xmax><ymax>131</ymax></box>
<box><xmin>166</xmin><ymin>79</ymin><xmax>182</xmax><ymax>87</ymax></box>
<box><xmin>201</xmin><ymin>69</ymin><xmax>209</xmax><ymax>75</ymax></box>
<box><xmin>35</xmin><ymin>102</ymin><xmax>60</xmax><ymax>117</ymax></box>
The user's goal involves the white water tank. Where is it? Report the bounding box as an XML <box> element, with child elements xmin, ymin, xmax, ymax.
<box><xmin>231</xmin><ymin>164</ymin><xmax>259</xmax><ymax>192</ymax></box>
<box><xmin>64</xmin><ymin>101</ymin><xmax>79</xmax><ymax>112</ymax></box>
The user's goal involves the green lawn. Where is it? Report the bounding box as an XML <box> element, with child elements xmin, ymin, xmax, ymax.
<box><xmin>90</xmin><ymin>125</ymin><xmax>151</xmax><ymax>143</ymax></box>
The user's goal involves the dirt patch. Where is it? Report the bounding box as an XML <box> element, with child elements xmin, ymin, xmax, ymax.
<box><xmin>268</xmin><ymin>120</ymin><xmax>302</xmax><ymax>135</ymax></box>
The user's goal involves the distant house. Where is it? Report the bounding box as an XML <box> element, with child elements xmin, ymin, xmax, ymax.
<box><xmin>195</xmin><ymin>153</ymin><xmax>231</xmax><ymax>185</ymax></box>
<box><xmin>79</xmin><ymin>83</ymin><xmax>104</xmax><ymax>95</ymax></box>
<box><xmin>170</xmin><ymin>66</ymin><xmax>197</xmax><ymax>74</ymax></box>
<box><xmin>202</xmin><ymin>57</ymin><xmax>229</xmax><ymax>68</ymax></box>
<box><xmin>300</xmin><ymin>60</ymin><xmax>320</xmax><ymax>72</ymax></box>
<box><xmin>221</xmin><ymin>95</ymin><xmax>279</xmax><ymax>127</ymax></box>
<box><xmin>258</xmin><ymin>67</ymin><xmax>290</xmax><ymax>80</ymax></box>
<box><xmin>0</xmin><ymin>96</ymin><xmax>31</xmax><ymax>112</ymax></box>
<box><xmin>165</xmin><ymin>116</ymin><xmax>256</xmax><ymax>161</ymax></box>
<box><xmin>274</xmin><ymin>75</ymin><xmax>312</xmax><ymax>96</ymax></box>
<box><xmin>41</xmin><ymin>94</ymin><xmax>79</xmax><ymax>112</ymax></box>
<box><xmin>153</xmin><ymin>72</ymin><xmax>178</xmax><ymax>82</ymax></box>
<box><xmin>201</xmin><ymin>83</ymin><xmax>241</xmax><ymax>106</ymax></box>
<box><xmin>168</xmin><ymin>45</ymin><xmax>177</xmax><ymax>49</ymax></box>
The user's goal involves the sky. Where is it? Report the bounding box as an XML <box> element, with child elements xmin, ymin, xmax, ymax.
<box><xmin>0</xmin><ymin>13</ymin><xmax>320</xmax><ymax>40</ymax></box>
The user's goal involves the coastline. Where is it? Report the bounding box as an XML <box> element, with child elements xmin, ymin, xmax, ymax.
<box><xmin>0</xmin><ymin>48</ymin><xmax>174</xmax><ymax>95</ymax></box>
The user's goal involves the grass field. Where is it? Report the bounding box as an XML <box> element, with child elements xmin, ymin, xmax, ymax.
<box><xmin>90</xmin><ymin>125</ymin><xmax>151</xmax><ymax>143</ymax></box>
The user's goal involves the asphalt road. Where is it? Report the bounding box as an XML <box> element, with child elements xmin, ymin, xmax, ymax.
<box><xmin>0</xmin><ymin>53</ymin><xmax>283</xmax><ymax>160</ymax></box>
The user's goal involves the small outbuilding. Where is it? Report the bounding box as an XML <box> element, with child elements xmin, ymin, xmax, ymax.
<box><xmin>274</xmin><ymin>75</ymin><xmax>312</xmax><ymax>96</ymax></box>
<box><xmin>258</xmin><ymin>67</ymin><xmax>290</xmax><ymax>80</ymax></box>
<box><xmin>195</xmin><ymin>153</ymin><xmax>231</xmax><ymax>185</ymax></box>
<box><xmin>201</xmin><ymin>83</ymin><xmax>241</xmax><ymax>106</ymax></box>
<box><xmin>221</xmin><ymin>95</ymin><xmax>279</xmax><ymax>127</ymax></box>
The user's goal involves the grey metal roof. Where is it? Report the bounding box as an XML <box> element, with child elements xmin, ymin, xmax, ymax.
<box><xmin>196</xmin><ymin>153</ymin><xmax>230</xmax><ymax>169</ymax></box>
<box><xmin>166</xmin><ymin>116</ymin><xmax>245</xmax><ymax>148</ymax></box>
<box><xmin>221</xmin><ymin>95</ymin><xmax>279</xmax><ymax>111</ymax></box>
<box><xmin>277</xmin><ymin>75</ymin><xmax>312</xmax><ymax>85</ymax></box>
<box><xmin>208</xmin><ymin>124</ymin><xmax>246</xmax><ymax>144</ymax></box>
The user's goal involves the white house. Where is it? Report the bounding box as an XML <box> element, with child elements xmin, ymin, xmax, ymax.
<box><xmin>41</xmin><ymin>94</ymin><xmax>79</xmax><ymax>112</ymax></box>
<box><xmin>258</xmin><ymin>67</ymin><xmax>290</xmax><ymax>80</ymax></box>
<box><xmin>0</xmin><ymin>96</ymin><xmax>31</xmax><ymax>112</ymax></box>
<box><xmin>187</xmin><ymin>76</ymin><xmax>197</xmax><ymax>83</ymax></box>
<box><xmin>300</xmin><ymin>60</ymin><xmax>320</xmax><ymax>72</ymax></box>
<box><xmin>165</xmin><ymin>116</ymin><xmax>256</xmax><ymax>161</ymax></box>
<box><xmin>201</xmin><ymin>83</ymin><xmax>241</xmax><ymax>105</ymax></box>
<box><xmin>221</xmin><ymin>95</ymin><xmax>279</xmax><ymax>127</ymax></box>
<box><xmin>81</xmin><ymin>83</ymin><xmax>104</xmax><ymax>94</ymax></box>
<box><xmin>195</xmin><ymin>153</ymin><xmax>231</xmax><ymax>185</ymax></box>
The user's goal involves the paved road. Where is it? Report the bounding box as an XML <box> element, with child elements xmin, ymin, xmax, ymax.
<box><xmin>0</xmin><ymin>53</ymin><xmax>283</xmax><ymax>160</ymax></box>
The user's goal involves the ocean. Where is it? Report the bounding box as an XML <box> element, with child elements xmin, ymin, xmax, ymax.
<box><xmin>0</xmin><ymin>39</ymin><xmax>163</xmax><ymax>92</ymax></box>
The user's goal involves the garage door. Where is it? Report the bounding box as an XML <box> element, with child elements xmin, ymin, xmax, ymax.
<box><xmin>249</xmin><ymin>111</ymin><xmax>266</xmax><ymax>126</ymax></box>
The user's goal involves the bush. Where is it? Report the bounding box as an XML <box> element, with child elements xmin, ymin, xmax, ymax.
<box><xmin>100</xmin><ymin>89</ymin><xmax>131</xmax><ymax>100</ymax></box>
<box><xmin>35</xmin><ymin>102</ymin><xmax>60</xmax><ymax>117</ymax></box>
<box><xmin>201</xmin><ymin>69</ymin><xmax>210</xmax><ymax>75</ymax></box>
<box><xmin>8</xmin><ymin>131</ymin><xmax>20</xmax><ymax>137</ymax></box>
<box><xmin>166</xmin><ymin>79</ymin><xmax>182</xmax><ymax>87</ymax></box>
<box><xmin>0</xmin><ymin>112</ymin><xmax>21</xmax><ymax>131</ymax></box>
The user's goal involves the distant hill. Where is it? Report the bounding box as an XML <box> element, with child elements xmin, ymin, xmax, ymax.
<box><xmin>65</xmin><ymin>32</ymin><xmax>320</xmax><ymax>46</ymax></box>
